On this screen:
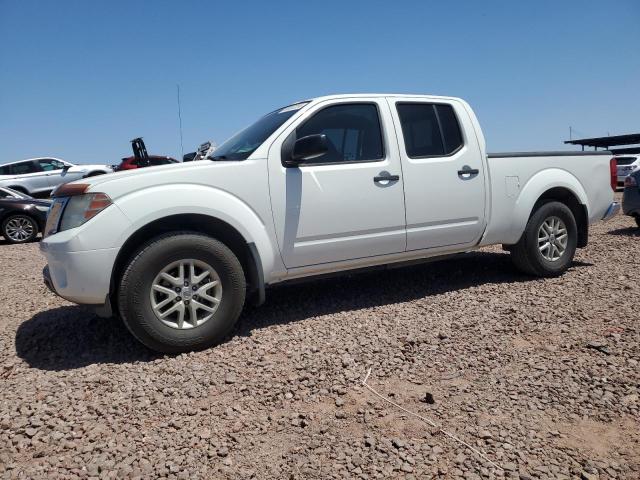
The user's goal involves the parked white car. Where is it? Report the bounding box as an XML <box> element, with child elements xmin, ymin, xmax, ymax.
<box><xmin>0</xmin><ymin>158</ymin><xmax>113</xmax><ymax>197</ymax></box>
<box><xmin>40</xmin><ymin>94</ymin><xmax>619</xmax><ymax>353</ymax></box>
<box><xmin>615</xmin><ymin>155</ymin><xmax>640</xmax><ymax>187</ymax></box>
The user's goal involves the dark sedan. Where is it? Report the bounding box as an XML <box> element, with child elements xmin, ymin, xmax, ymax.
<box><xmin>622</xmin><ymin>169</ymin><xmax>640</xmax><ymax>228</ymax></box>
<box><xmin>0</xmin><ymin>187</ymin><xmax>50</xmax><ymax>243</ymax></box>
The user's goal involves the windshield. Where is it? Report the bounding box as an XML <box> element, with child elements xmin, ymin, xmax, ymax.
<box><xmin>210</xmin><ymin>102</ymin><xmax>309</xmax><ymax>160</ymax></box>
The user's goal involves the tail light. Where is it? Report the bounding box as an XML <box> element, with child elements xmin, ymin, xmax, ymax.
<box><xmin>625</xmin><ymin>175</ymin><xmax>638</xmax><ymax>188</ymax></box>
<box><xmin>610</xmin><ymin>158</ymin><xmax>617</xmax><ymax>191</ymax></box>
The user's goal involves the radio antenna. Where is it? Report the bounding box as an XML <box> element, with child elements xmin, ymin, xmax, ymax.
<box><xmin>177</xmin><ymin>84</ymin><xmax>184</xmax><ymax>157</ymax></box>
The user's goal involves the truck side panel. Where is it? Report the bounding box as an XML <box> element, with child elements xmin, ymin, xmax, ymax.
<box><xmin>480</xmin><ymin>153</ymin><xmax>613</xmax><ymax>246</ymax></box>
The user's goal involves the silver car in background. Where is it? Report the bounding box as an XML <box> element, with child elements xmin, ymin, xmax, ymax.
<box><xmin>0</xmin><ymin>158</ymin><xmax>113</xmax><ymax>197</ymax></box>
<box><xmin>616</xmin><ymin>155</ymin><xmax>640</xmax><ymax>187</ymax></box>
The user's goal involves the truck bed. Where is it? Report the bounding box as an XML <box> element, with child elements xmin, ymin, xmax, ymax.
<box><xmin>487</xmin><ymin>151</ymin><xmax>612</xmax><ymax>158</ymax></box>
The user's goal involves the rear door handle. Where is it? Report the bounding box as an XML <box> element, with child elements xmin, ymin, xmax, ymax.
<box><xmin>373</xmin><ymin>173</ymin><xmax>400</xmax><ymax>183</ymax></box>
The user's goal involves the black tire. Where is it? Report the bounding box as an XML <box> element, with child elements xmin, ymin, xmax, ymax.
<box><xmin>510</xmin><ymin>201</ymin><xmax>577</xmax><ymax>277</ymax></box>
<box><xmin>118</xmin><ymin>232</ymin><xmax>246</xmax><ymax>353</ymax></box>
<box><xmin>2</xmin><ymin>214</ymin><xmax>39</xmax><ymax>244</ymax></box>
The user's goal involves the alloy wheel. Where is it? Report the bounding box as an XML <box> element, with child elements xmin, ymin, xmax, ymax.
<box><xmin>5</xmin><ymin>217</ymin><xmax>34</xmax><ymax>242</ymax></box>
<box><xmin>537</xmin><ymin>216</ymin><xmax>568</xmax><ymax>262</ymax></box>
<box><xmin>149</xmin><ymin>259</ymin><xmax>222</xmax><ymax>329</ymax></box>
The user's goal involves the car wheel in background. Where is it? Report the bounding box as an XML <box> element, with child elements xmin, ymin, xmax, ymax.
<box><xmin>510</xmin><ymin>201</ymin><xmax>577</xmax><ymax>277</ymax></box>
<box><xmin>118</xmin><ymin>232</ymin><xmax>246</xmax><ymax>353</ymax></box>
<box><xmin>2</xmin><ymin>214</ymin><xmax>39</xmax><ymax>244</ymax></box>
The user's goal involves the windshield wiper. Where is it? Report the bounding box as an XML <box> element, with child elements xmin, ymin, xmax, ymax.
<box><xmin>207</xmin><ymin>155</ymin><xmax>227</xmax><ymax>161</ymax></box>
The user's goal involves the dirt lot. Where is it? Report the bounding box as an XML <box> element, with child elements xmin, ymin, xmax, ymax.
<box><xmin>0</xmin><ymin>199</ymin><xmax>638</xmax><ymax>479</ymax></box>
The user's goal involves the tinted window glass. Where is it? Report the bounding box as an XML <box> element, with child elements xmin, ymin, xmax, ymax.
<box><xmin>0</xmin><ymin>190</ymin><xmax>8</xmax><ymax>198</ymax></box>
<box><xmin>10</xmin><ymin>161</ymin><xmax>41</xmax><ymax>174</ymax></box>
<box><xmin>436</xmin><ymin>105</ymin><xmax>463</xmax><ymax>154</ymax></box>
<box><xmin>38</xmin><ymin>159</ymin><xmax>63</xmax><ymax>171</ymax></box>
<box><xmin>396</xmin><ymin>104</ymin><xmax>444</xmax><ymax>157</ymax></box>
<box><xmin>616</xmin><ymin>157</ymin><xmax>637</xmax><ymax>166</ymax></box>
<box><xmin>296</xmin><ymin>103</ymin><xmax>384</xmax><ymax>163</ymax></box>
<box><xmin>397</xmin><ymin>103</ymin><xmax>463</xmax><ymax>157</ymax></box>
<box><xmin>0</xmin><ymin>165</ymin><xmax>9</xmax><ymax>175</ymax></box>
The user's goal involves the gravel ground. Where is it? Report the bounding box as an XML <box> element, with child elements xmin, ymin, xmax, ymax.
<box><xmin>1</xmin><ymin>197</ymin><xmax>639</xmax><ymax>479</ymax></box>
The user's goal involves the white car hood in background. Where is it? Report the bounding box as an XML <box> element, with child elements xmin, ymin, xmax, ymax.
<box><xmin>68</xmin><ymin>164</ymin><xmax>113</xmax><ymax>173</ymax></box>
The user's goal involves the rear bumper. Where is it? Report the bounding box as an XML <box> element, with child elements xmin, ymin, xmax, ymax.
<box><xmin>601</xmin><ymin>202</ymin><xmax>620</xmax><ymax>222</ymax></box>
<box><xmin>623</xmin><ymin>187</ymin><xmax>640</xmax><ymax>216</ymax></box>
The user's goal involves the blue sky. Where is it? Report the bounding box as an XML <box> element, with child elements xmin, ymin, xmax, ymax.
<box><xmin>1</xmin><ymin>0</ymin><xmax>638</xmax><ymax>164</ymax></box>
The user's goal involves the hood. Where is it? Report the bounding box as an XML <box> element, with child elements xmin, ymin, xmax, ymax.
<box><xmin>74</xmin><ymin>159</ymin><xmax>248</xmax><ymax>199</ymax></box>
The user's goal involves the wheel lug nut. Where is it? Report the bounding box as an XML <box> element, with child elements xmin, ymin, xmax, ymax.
<box><xmin>192</xmin><ymin>285</ymin><xmax>197</xmax><ymax>291</ymax></box>
<box><xmin>175</xmin><ymin>287</ymin><xmax>181</xmax><ymax>292</ymax></box>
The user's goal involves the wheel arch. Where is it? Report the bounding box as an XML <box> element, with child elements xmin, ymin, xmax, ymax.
<box><xmin>531</xmin><ymin>187</ymin><xmax>588</xmax><ymax>248</ymax></box>
<box><xmin>514</xmin><ymin>169</ymin><xmax>590</xmax><ymax>248</ymax></box>
<box><xmin>109</xmin><ymin>214</ymin><xmax>266</xmax><ymax>312</ymax></box>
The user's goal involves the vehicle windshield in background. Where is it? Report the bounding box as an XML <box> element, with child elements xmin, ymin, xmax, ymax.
<box><xmin>5</xmin><ymin>187</ymin><xmax>31</xmax><ymax>199</ymax></box>
<box><xmin>615</xmin><ymin>156</ymin><xmax>637</xmax><ymax>166</ymax></box>
<box><xmin>210</xmin><ymin>102</ymin><xmax>309</xmax><ymax>160</ymax></box>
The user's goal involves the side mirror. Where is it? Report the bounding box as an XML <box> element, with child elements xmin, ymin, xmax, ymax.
<box><xmin>62</xmin><ymin>164</ymin><xmax>71</xmax><ymax>172</ymax></box>
<box><xmin>285</xmin><ymin>134</ymin><xmax>329</xmax><ymax>167</ymax></box>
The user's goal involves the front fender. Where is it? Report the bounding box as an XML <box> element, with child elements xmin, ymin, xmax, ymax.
<box><xmin>114</xmin><ymin>184</ymin><xmax>279</xmax><ymax>281</ymax></box>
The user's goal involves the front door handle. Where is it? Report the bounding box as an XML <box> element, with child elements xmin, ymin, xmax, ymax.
<box><xmin>374</xmin><ymin>172</ymin><xmax>400</xmax><ymax>183</ymax></box>
<box><xmin>457</xmin><ymin>166</ymin><xmax>479</xmax><ymax>177</ymax></box>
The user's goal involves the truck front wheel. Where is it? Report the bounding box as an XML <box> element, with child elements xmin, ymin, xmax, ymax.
<box><xmin>118</xmin><ymin>232</ymin><xmax>246</xmax><ymax>353</ymax></box>
<box><xmin>510</xmin><ymin>201</ymin><xmax>577</xmax><ymax>277</ymax></box>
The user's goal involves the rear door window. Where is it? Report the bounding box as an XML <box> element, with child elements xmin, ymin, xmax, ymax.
<box><xmin>396</xmin><ymin>103</ymin><xmax>464</xmax><ymax>158</ymax></box>
<box><xmin>10</xmin><ymin>161</ymin><xmax>41</xmax><ymax>174</ymax></box>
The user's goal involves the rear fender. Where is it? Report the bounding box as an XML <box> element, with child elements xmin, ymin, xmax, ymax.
<box><xmin>509</xmin><ymin>169</ymin><xmax>589</xmax><ymax>244</ymax></box>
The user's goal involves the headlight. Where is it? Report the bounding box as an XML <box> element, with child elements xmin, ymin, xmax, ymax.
<box><xmin>45</xmin><ymin>192</ymin><xmax>112</xmax><ymax>236</ymax></box>
<box><xmin>59</xmin><ymin>193</ymin><xmax>112</xmax><ymax>232</ymax></box>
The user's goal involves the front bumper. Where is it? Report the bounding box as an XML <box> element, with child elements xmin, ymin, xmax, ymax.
<box><xmin>601</xmin><ymin>202</ymin><xmax>620</xmax><ymax>222</ymax></box>
<box><xmin>42</xmin><ymin>265</ymin><xmax>55</xmax><ymax>294</ymax></box>
<box><xmin>41</xmin><ymin>246</ymin><xmax>119</xmax><ymax>305</ymax></box>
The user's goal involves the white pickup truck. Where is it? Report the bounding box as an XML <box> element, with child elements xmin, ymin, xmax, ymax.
<box><xmin>40</xmin><ymin>94</ymin><xmax>619</xmax><ymax>353</ymax></box>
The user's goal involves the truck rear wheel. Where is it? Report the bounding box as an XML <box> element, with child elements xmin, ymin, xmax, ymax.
<box><xmin>118</xmin><ymin>232</ymin><xmax>246</xmax><ymax>353</ymax></box>
<box><xmin>510</xmin><ymin>201</ymin><xmax>577</xmax><ymax>277</ymax></box>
